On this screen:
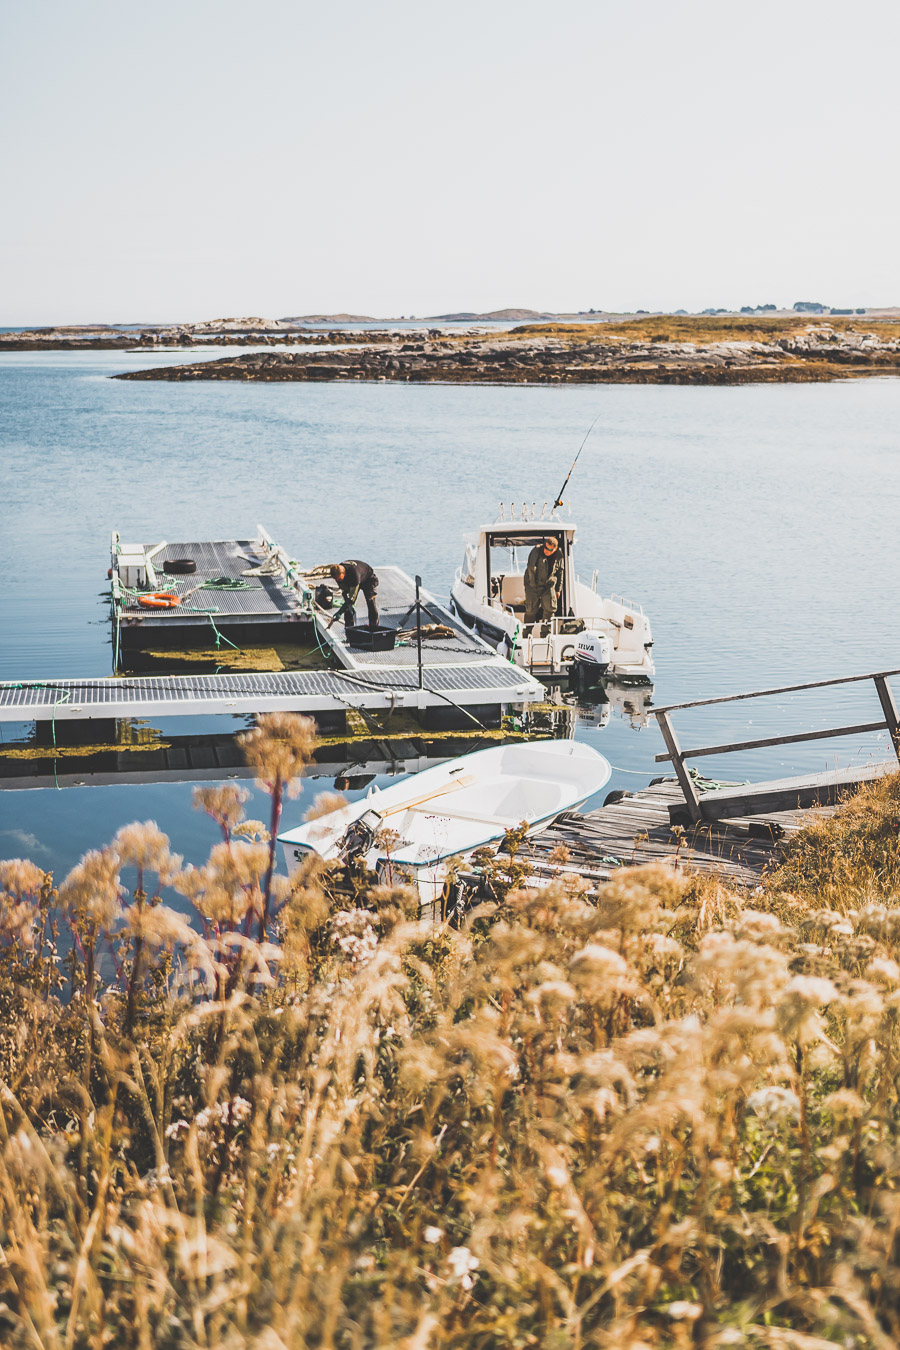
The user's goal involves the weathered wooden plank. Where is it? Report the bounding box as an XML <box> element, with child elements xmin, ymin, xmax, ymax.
<box><xmin>526</xmin><ymin>808</ymin><xmax>776</xmax><ymax>889</ymax></box>
<box><xmin>697</xmin><ymin>762</ymin><xmax>892</xmax><ymax>820</ymax></box>
<box><xmin>521</xmin><ymin>770</ymin><xmax>856</xmax><ymax>890</ymax></box>
<box><xmin>526</xmin><ymin>764</ymin><xmax>872</xmax><ymax>894</ymax></box>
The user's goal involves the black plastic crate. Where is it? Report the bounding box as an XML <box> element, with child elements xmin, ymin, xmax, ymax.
<box><xmin>345</xmin><ymin>624</ymin><xmax>397</xmax><ymax>652</ymax></box>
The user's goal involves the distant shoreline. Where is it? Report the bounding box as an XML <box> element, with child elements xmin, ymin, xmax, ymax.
<box><xmin>4</xmin><ymin>314</ymin><xmax>900</xmax><ymax>386</ymax></box>
<box><xmin>111</xmin><ymin>316</ymin><xmax>900</xmax><ymax>388</ymax></box>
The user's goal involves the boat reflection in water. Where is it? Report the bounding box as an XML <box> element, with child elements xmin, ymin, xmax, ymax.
<box><xmin>571</xmin><ymin>675</ymin><xmax>655</xmax><ymax>731</ymax></box>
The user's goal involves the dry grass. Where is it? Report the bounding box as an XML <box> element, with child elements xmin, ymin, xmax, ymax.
<box><xmin>770</xmin><ymin>772</ymin><xmax>900</xmax><ymax>910</ymax></box>
<box><xmin>512</xmin><ymin>315</ymin><xmax>900</xmax><ymax>346</ymax></box>
<box><xmin>2</xmin><ymin>720</ymin><xmax>900</xmax><ymax>1347</ymax></box>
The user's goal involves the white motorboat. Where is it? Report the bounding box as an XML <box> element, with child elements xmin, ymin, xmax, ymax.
<box><xmin>449</xmin><ymin>504</ymin><xmax>654</xmax><ymax>681</ymax></box>
<box><xmin>278</xmin><ymin>739</ymin><xmax>611</xmax><ymax>909</ymax></box>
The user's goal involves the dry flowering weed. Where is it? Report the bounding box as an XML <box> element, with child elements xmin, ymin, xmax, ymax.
<box><xmin>237</xmin><ymin>713</ymin><xmax>318</xmax><ymax>941</ymax></box>
<box><xmin>304</xmin><ymin>790</ymin><xmax>349</xmax><ymax>822</ymax></box>
<box><xmin>3</xmin><ymin>747</ymin><xmax>900</xmax><ymax>1344</ymax></box>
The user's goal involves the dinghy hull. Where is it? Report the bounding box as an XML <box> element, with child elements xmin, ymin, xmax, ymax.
<box><xmin>278</xmin><ymin>740</ymin><xmax>612</xmax><ymax>912</ymax></box>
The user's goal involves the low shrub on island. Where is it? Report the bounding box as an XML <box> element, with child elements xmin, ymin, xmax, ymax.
<box><xmin>1</xmin><ymin>716</ymin><xmax>900</xmax><ymax>1347</ymax></box>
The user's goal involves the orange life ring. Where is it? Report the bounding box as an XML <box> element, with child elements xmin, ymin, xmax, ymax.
<box><xmin>138</xmin><ymin>592</ymin><xmax>181</xmax><ymax>609</ymax></box>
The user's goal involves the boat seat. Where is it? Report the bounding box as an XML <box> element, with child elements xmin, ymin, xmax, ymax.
<box><xmin>407</xmin><ymin>804</ymin><xmax>523</xmax><ymax>827</ymax></box>
<box><xmin>498</xmin><ymin>574</ymin><xmax>526</xmax><ymax>606</ymax></box>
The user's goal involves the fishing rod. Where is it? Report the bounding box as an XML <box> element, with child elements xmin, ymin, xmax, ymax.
<box><xmin>552</xmin><ymin>412</ymin><xmax>602</xmax><ymax>510</ymax></box>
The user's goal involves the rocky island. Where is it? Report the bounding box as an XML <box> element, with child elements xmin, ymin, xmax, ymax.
<box><xmin>112</xmin><ymin>316</ymin><xmax>900</xmax><ymax>387</ymax></box>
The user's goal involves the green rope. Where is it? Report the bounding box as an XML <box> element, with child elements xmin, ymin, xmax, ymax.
<box><xmin>689</xmin><ymin>766</ymin><xmax>748</xmax><ymax>793</ymax></box>
<box><xmin>207</xmin><ymin>614</ymin><xmax>240</xmax><ymax>652</ymax></box>
<box><xmin>199</xmin><ymin>576</ymin><xmax>254</xmax><ymax>590</ymax></box>
<box><xmin>51</xmin><ymin>692</ymin><xmax>69</xmax><ymax>790</ymax></box>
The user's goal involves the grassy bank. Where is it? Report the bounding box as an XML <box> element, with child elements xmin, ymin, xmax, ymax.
<box><xmin>514</xmin><ymin>314</ymin><xmax>900</xmax><ymax>345</ymax></box>
<box><xmin>2</xmin><ymin>715</ymin><xmax>900</xmax><ymax>1347</ymax></box>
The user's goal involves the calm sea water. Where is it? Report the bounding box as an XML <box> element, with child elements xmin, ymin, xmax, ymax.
<box><xmin>2</xmin><ymin>345</ymin><xmax>900</xmax><ymax>879</ymax></box>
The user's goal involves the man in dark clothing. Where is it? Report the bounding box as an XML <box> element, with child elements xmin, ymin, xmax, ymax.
<box><xmin>524</xmin><ymin>536</ymin><xmax>564</xmax><ymax>624</ymax></box>
<box><xmin>329</xmin><ymin>560</ymin><xmax>380</xmax><ymax>628</ymax></box>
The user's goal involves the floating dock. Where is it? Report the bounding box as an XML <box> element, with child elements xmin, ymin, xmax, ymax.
<box><xmin>111</xmin><ymin>528</ymin><xmax>309</xmax><ymax>657</ymax></box>
<box><xmin>6</xmin><ymin>532</ymin><xmax>544</xmax><ymax>735</ymax></box>
<box><xmin>0</xmin><ymin>663</ymin><xmax>540</xmax><ymax>734</ymax></box>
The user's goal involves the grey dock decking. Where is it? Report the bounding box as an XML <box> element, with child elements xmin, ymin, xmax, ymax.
<box><xmin>0</xmin><ymin>662</ymin><xmax>540</xmax><ymax>725</ymax></box>
<box><xmin>113</xmin><ymin>535</ymin><xmax>310</xmax><ymax>656</ymax></box>
<box><xmin>522</xmin><ymin>779</ymin><xmax>835</xmax><ymax>888</ymax></box>
<box><xmin>693</xmin><ymin>762</ymin><xmax>893</xmax><ymax>820</ymax></box>
<box><xmin>318</xmin><ymin>566</ymin><xmax>489</xmax><ymax>671</ymax></box>
<box><xmin>117</xmin><ymin>538</ymin><xmax>305</xmax><ymax>626</ymax></box>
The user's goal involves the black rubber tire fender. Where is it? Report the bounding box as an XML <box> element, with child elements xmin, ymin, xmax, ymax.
<box><xmin>163</xmin><ymin>558</ymin><xmax>197</xmax><ymax>575</ymax></box>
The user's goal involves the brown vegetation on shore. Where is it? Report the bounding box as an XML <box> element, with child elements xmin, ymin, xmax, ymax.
<box><xmin>3</xmin><ymin>715</ymin><xmax>900</xmax><ymax>1345</ymax></box>
<box><xmin>114</xmin><ymin>315</ymin><xmax>900</xmax><ymax>387</ymax></box>
<box><xmin>517</xmin><ymin>315</ymin><xmax>900</xmax><ymax>345</ymax></box>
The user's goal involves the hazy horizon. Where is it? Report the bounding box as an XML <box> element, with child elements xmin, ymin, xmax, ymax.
<box><xmin>4</xmin><ymin>300</ymin><xmax>898</xmax><ymax>330</ymax></box>
<box><xmin>2</xmin><ymin>0</ymin><xmax>899</xmax><ymax>326</ymax></box>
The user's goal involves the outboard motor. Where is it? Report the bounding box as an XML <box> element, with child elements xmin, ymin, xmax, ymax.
<box><xmin>337</xmin><ymin>808</ymin><xmax>383</xmax><ymax>863</ymax></box>
<box><xmin>569</xmin><ymin>631</ymin><xmax>612</xmax><ymax>693</ymax></box>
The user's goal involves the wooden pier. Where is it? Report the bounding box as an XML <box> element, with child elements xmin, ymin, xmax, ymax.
<box><xmin>653</xmin><ymin>667</ymin><xmax>900</xmax><ymax>822</ymax></box>
<box><xmin>522</xmin><ymin>778</ymin><xmax>837</xmax><ymax>888</ymax></box>
<box><xmin>520</xmin><ymin>667</ymin><xmax>900</xmax><ymax>888</ymax></box>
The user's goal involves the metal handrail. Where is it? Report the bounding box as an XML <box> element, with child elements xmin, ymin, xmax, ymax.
<box><xmin>654</xmin><ymin>668</ymin><xmax>900</xmax><ymax>823</ymax></box>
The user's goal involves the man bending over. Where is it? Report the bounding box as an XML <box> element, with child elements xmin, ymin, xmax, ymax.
<box><xmin>329</xmin><ymin>560</ymin><xmax>380</xmax><ymax>629</ymax></box>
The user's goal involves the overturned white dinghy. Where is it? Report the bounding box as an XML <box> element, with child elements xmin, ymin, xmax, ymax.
<box><xmin>278</xmin><ymin>739</ymin><xmax>611</xmax><ymax>910</ymax></box>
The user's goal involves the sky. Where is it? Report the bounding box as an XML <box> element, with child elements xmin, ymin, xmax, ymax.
<box><xmin>1</xmin><ymin>0</ymin><xmax>898</xmax><ymax>324</ymax></box>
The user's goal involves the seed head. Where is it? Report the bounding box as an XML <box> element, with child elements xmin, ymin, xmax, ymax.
<box><xmin>113</xmin><ymin>821</ymin><xmax>182</xmax><ymax>885</ymax></box>
<box><xmin>58</xmin><ymin>847</ymin><xmax>122</xmax><ymax>931</ymax></box>
<box><xmin>569</xmin><ymin>943</ymin><xmax>636</xmax><ymax>1006</ymax></box>
<box><xmin>194</xmin><ymin>785</ymin><xmax>249</xmax><ymax>832</ymax></box>
<box><xmin>239</xmin><ymin>712</ymin><xmax>317</xmax><ymax>797</ymax></box>
<box><xmin>775</xmin><ymin>974</ymin><xmax>839</xmax><ymax>1044</ymax></box>
<box><xmin>0</xmin><ymin>859</ymin><xmax>45</xmax><ymax>900</ymax></box>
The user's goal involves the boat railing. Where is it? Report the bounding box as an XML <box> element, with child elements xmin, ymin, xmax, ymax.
<box><xmin>653</xmin><ymin>666</ymin><xmax>900</xmax><ymax>822</ymax></box>
<box><xmin>497</xmin><ymin>500</ymin><xmax>554</xmax><ymax>523</ymax></box>
<box><xmin>609</xmin><ymin>593</ymin><xmax>645</xmax><ymax>614</ymax></box>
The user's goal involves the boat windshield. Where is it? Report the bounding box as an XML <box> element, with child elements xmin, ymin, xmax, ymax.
<box><xmin>487</xmin><ymin>531</ymin><xmax>566</xmax><ymax>574</ymax></box>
